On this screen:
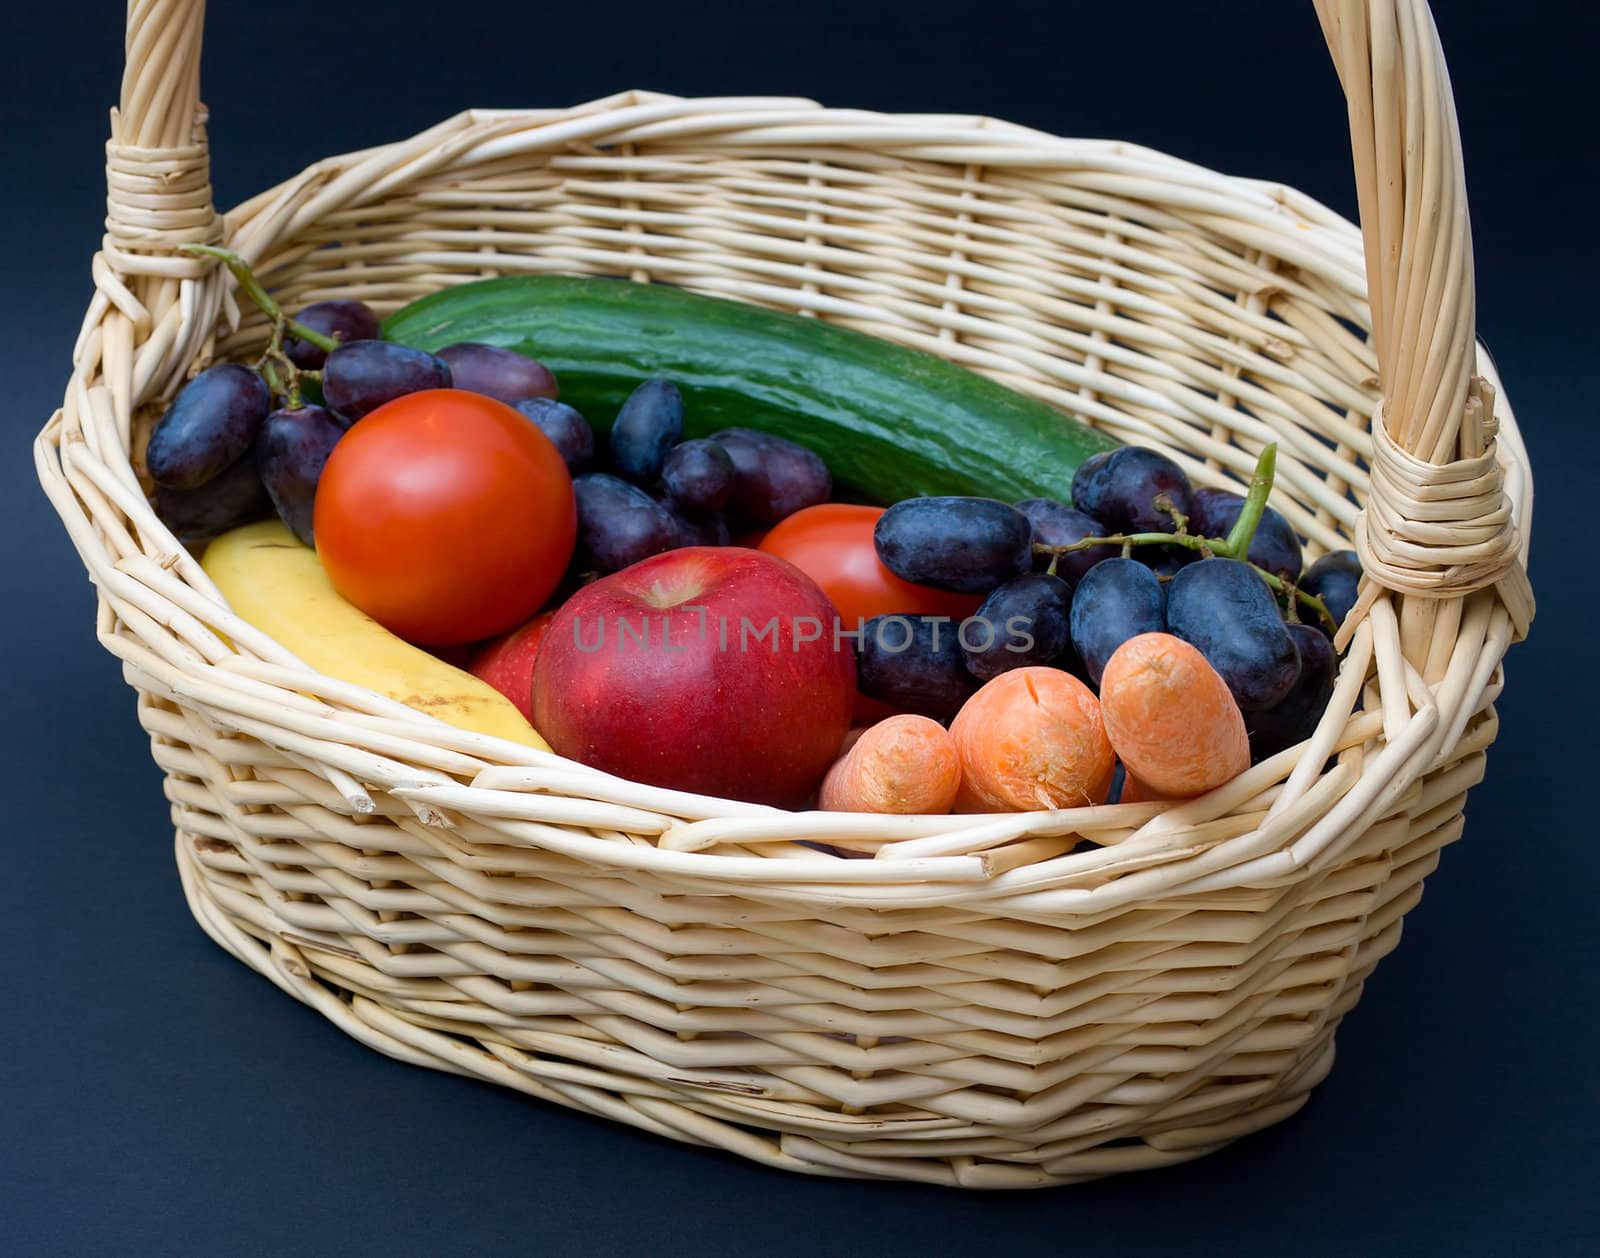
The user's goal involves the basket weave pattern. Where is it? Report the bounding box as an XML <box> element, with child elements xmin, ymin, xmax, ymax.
<box><xmin>35</xmin><ymin>0</ymin><xmax>1532</xmax><ymax>1185</ymax></box>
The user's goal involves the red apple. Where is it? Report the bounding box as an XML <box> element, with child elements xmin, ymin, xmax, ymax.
<box><xmin>533</xmin><ymin>547</ymin><xmax>855</xmax><ymax>806</ymax></box>
<box><xmin>469</xmin><ymin>611</ymin><xmax>556</xmax><ymax>722</ymax></box>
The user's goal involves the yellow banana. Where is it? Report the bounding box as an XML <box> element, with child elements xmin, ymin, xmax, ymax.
<box><xmin>201</xmin><ymin>520</ymin><xmax>549</xmax><ymax>751</ymax></box>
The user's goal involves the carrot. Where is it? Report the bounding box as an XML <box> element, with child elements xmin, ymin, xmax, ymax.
<box><xmin>837</xmin><ymin>726</ymin><xmax>870</xmax><ymax>758</ymax></box>
<box><xmin>1118</xmin><ymin>772</ymin><xmax>1171</xmax><ymax>804</ymax></box>
<box><xmin>818</xmin><ymin>715</ymin><xmax>960</xmax><ymax>814</ymax></box>
<box><xmin>949</xmin><ymin>668</ymin><xmax>1116</xmax><ymax>812</ymax></box>
<box><xmin>1099</xmin><ymin>632</ymin><xmax>1249</xmax><ymax>798</ymax></box>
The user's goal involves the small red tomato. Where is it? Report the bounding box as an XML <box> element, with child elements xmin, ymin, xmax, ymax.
<box><xmin>314</xmin><ymin>389</ymin><xmax>576</xmax><ymax>645</ymax></box>
<box><xmin>759</xmin><ymin>504</ymin><xmax>981</xmax><ymax>629</ymax></box>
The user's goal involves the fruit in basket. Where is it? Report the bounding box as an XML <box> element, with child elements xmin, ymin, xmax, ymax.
<box><xmin>1015</xmin><ymin>498</ymin><xmax>1109</xmax><ymax>583</ymax></box>
<box><xmin>153</xmin><ymin>451</ymin><xmax>272</xmax><ymax>542</ymax></box>
<box><xmin>962</xmin><ymin>573</ymin><xmax>1075</xmax><ymax>681</ymax></box>
<box><xmin>1070</xmin><ymin>447</ymin><xmax>1193</xmax><ymax>533</ymax></box>
<box><xmin>254</xmin><ymin>404</ymin><xmax>346</xmax><ymax>546</ymax></box>
<box><xmin>146</xmin><ymin>363</ymin><xmax>271</xmax><ymax>489</ymax></box>
<box><xmin>382</xmin><ymin>275</ymin><xmax>1119</xmax><ymax>505</ymax></box>
<box><xmin>513</xmin><ymin>398</ymin><xmax>594</xmax><ymax>471</ymax></box>
<box><xmin>202</xmin><ymin>520</ymin><xmax>548</xmax><ymax>748</ymax></box>
<box><xmin>873</xmin><ymin>497</ymin><xmax>1033</xmax><ymax>594</ymax></box>
<box><xmin>949</xmin><ymin>668</ymin><xmax>1115</xmax><ymax>811</ymax></box>
<box><xmin>1164</xmin><ymin>558</ymin><xmax>1301</xmax><ymax>711</ymax></box>
<box><xmin>1247</xmin><ymin>622</ymin><xmax>1337</xmax><ymax>759</ymax></box>
<box><xmin>667</xmin><ymin>505</ymin><xmax>732</xmax><ymax>548</ymax></box>
<box><xmin>313</xmin><ymin>389</ymin><xmax>576</xmax><ymax>645</ymax></box>
<box><xmin>661</xmin><ymin>438</ymin><xmax>736</xmax><ymax>514</ymax></box>
<box><xmin>1187</xmin><ymin>487</ymin><xmax>1303</xmax><ymax>582</ymax></box>
<box><xmin>818</xmin><ymin>715</ymin><xmax>960</xmax><ymax>814</ymax></box>
<box><xmin>855</xmin><ymin>613</ymin><xmax>977</xmax><ymax>722</ymax></box>
<box><xmin>284</xmin><ymin>300</ymin><xmax>380</xmax><ymax>370</ymax></box>
<box><xmin>1099</xmin><ymin>633</ymin><xmax>1249</xmax><ymax>798</ymax></box>
<box><xmin>710</xmin><ymin>428</ymin><xmax>832</xmax><ymax>524</ymax></box>
<box><xmin>610</xmin><ymin>378</ymin><xmax>685</xmax><ymax>483</ymax></box>
<box><xmin>532</xmin><ymin>547</ymin><xmax>855</xmax><ymax>807</ymax></box>
<box><xmin>1301</xmin><ymin>549</ymin><xmax>1363</xmax><ymax>634</ymax></box>
<box><xmin>436</xmin><ymin>342</ymin><xmax>558</xmax><ymax>404</ymax></box>
<box><xmin>573</xmin><ymin>473</ymin><xmax>686</xmax><ymax>572</ymax></box>
<box><xmin>757</xmin><ymin>504</ymin><xmax>980</xmax><ymax>630</ymax></box>
<box><xmin>469</xmin><ymin>611</ymin><xmax>555</xmax><ymax>723</ymax></box>
<box><xmin>1069</xmin><ymin>557</ymin><xmax>1166</xmax><ymax>688</ymax></box>
<box><xmin>321</xmin><ymin>340</ymin><xmax>452</xmax><ymax>421</ymax></box>
<box><xmin>1119</xmin><ymin>772</ymin><xmax>1170</xmax><ymax>805</ymax></box>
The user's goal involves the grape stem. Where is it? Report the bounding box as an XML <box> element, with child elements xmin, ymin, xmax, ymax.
<box><xmin>1034</xmin><ymin>442</ymin><xmax>1337</xmax><ymax>633</ymax></box>
<box><xmin>183</xmin><ymin>243</ymin><xmax>336</xmax><ymax>408</ymax></box>
<box><xmin>260</xmin><ymin>317</ymin><xmax>301</xmax><ymax>409</ymax></box>
<box><xmin>1220</xmin><ymin>443</ymin><xmax>1276</xmax><ymax>561</ymax></box>
<box><xmin>180</xmin><ymin>244</ymin><xmax>339</xmax><ymax>352</ymax></box>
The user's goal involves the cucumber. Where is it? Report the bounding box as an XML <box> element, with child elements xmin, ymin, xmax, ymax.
<box><xmin>382</xmin><ymin>276</ymin><xmax>1117</xmax><ymax>504</ymax></box>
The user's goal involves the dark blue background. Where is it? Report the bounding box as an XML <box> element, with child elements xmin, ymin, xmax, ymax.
<box><xmin>5</xmin><ymin>2</ymin><xmax>1596</xmax><ymax>1253</ymax></box>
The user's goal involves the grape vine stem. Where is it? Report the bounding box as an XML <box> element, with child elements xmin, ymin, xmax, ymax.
<box><xmin>183</xmin><ymin>243</ymin><xmax>338</xmax><ymax>408</ymax></box>
<box><xmin>181</xmin><ymin>244</ymin><xmax>340</xmax><ymax>353</ymax></box>
<box><xmin>1034</xmin><ymin>443</ymin><xmax>1338</xmax><ymax>634</ymax></box>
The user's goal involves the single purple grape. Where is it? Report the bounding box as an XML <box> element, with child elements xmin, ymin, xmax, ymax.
<box><xmin>1166</xmin><ymin>558</ymin><xmax>1301</xmax><ymax>711</ymax></box>
<box><xmin>573</xmin><ymin>473</ymin><xmax>682</xmax><ymax>572</ymax></box>
<box><xmin>255</xmin><ymin>405</ymin><xmax>347</xmax><ymax>545</ymax></box>
<box><xmin>1071</xmin><ymin>446</ymin><xmax>1193</xmax><ymax>533</ymax></box>
<box><xmin>1014</xmin><ymin>498</ymin><xmax>1109</xmax><ymax>584</ymax></box>
<box><xmin>963</xmin><ymin>573</ymin><xmax>1075</xmax><ymax>681</ymax></box>
<box><xmin>707</xmin><ymin>428</ymin><xmax>832</xmax><ymax>524</ymax></box>
<box><xmin>321</xmin><ymin>340</ymin><xmax>451</xmax><ymax>421</ymax></box>
<box><xmin>1247</xmin><ymin>623</ymin><xmax>1336</xmax><ymax>760</ymax></box>
<box><xmin>1301</xmin><ymin>550</ymin><xmax>1362</xmax><ymax>636</ymax></box>
<box><xmin>513</xmin><ymin>398</ymin><xmax>594</xmax><ymax>471</ymax></box>
<box><xmin>146</xmin><ymin>363</ymin><xmax>270</xmax><ymax>489</ymax></box>
<box><xmin>662</xmin><ymin>438</ymin><xmax>735</xmax><ymax>514</ymax></box>
<box><xmin>284</xmin><ymin>300</ymin><xmax>380</xmax><ymax>370</ymax></box>
<box><xmin>153</xmin><ymin>452</ymin><xmax>272</xmax><ymax>542</ymax></box>
<box><xmin>667</xmin><ymin>505</ymin><xmax>732</xmax><ymax>548</ymax></box>
<box><xmin>1069</xmin><ymin>558</ymin><xmax>1166</xmax><ymax>689</ymax></box>
<box><xmin>1188</xmin><ymin>486</ymin><xmax>1304</xmax><ymax>582</ymax></box>
<box><xmin>611</xmin><ymin>379</ymin><xmax>684</xmax><ymax>483</ymax></box>
<box><xmin>437</xmin><ymin>342</ymin><xmax>559</xmax><ymax>404</ymax></box>
<box><xmin>873</xmin><ymin>497</ymin><xmax>1032</xmax><ymax>594</ymax></box>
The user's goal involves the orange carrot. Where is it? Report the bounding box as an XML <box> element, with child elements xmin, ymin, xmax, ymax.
<box><xmin>1099</xmin><ymin>632</ymin><xmax>1249</xmax><ymax>798</ymax></box>
<box><xmin>1118</xmin><ymin>772</ymin><xmax>1171</xmax><ymax>804</ymax></box>
<box><xmin>949</xmin><ymin>668</ymin><xmax>1116</xmax><ymax>812</ymax></box>
<box><xmin>818</xmin><ymin>715</ymin><xmax>960</xmax><ymax>814</ymax></box>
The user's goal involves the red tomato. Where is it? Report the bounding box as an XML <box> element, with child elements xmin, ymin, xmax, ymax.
<box><xmin>759</xmin><ymin>504</ymin><xmax>982</xmax><ymax>628</ymax></box>
<box><xmin>314</xmin><ymin>389</ymin><xmax>577</xmax><ymax>645</ymax></box>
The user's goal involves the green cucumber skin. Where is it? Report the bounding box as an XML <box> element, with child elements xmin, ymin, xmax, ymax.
<box><xmin>382</xmin><ymin>276</ymin><xmax>1117</xmax><ymax>505</ymax></box>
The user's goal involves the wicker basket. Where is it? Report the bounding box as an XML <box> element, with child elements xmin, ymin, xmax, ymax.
<box><xmin>36</xmin><ymin>0</ymin><xmax>1534</xmax><ymax>1187</ymax></box>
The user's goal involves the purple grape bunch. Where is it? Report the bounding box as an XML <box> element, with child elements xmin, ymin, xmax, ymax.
<box><xmin>862</xmin><ymin>440</ymin><xmax>1361</xmax><ymax>769</ymax></box>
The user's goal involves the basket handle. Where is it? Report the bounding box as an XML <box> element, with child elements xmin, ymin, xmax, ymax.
<box><xmin>103</xmin><ymin>0</ymin><xmax>218</xmax><ymax>292</ymax></box>
<box><xmin>107</xmin><ymin>0</ymin><xmax>1531</xmax><ymax>661</ymax></box>
<box><xmin>1314</xmin><ymin>0</ymin><xmax>1532</xmax><ymax>661</ymax></box>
